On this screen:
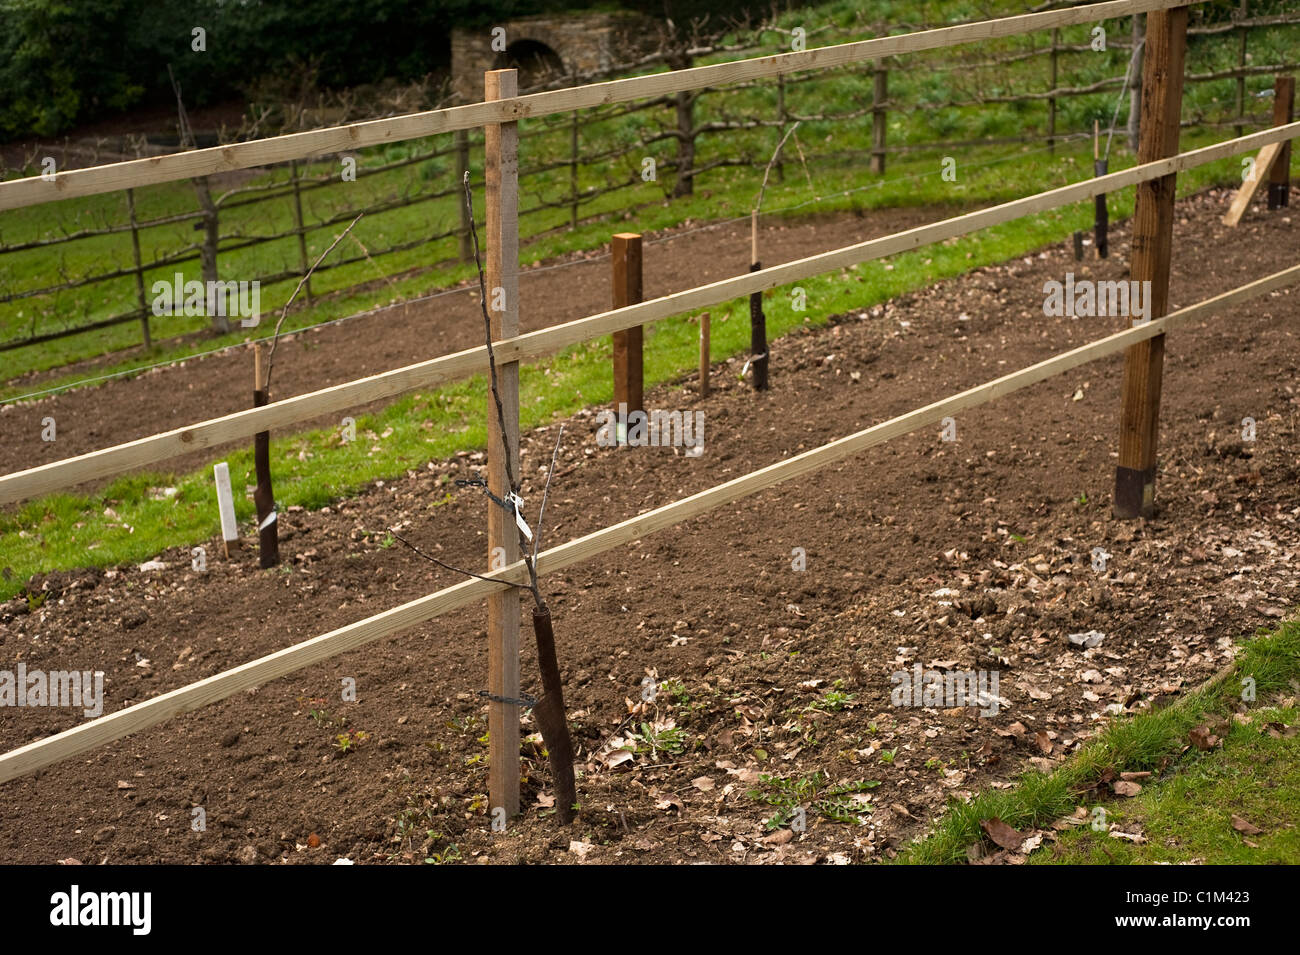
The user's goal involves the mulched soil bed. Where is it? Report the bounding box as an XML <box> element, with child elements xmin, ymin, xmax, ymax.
<box><xmin>0</xmin><ymin>186</ymin><xmax>1296</xmax><ymax>864</ymax></box>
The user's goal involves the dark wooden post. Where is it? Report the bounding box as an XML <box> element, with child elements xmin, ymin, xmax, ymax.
<box><xmin>569</xmin><ymin>110</ymin><xmax>580</xmax><ymax>230</ymax></box>
<box><xmin>125</xmin><ymin>188</ymin><xmax>152</xmax><ymax>349</ymax></box>
<box><xmin>611</xmin><ymin>233</ymin><xmax>644</xmax><ymax>429</ymax></box>
<box><xmin>252</xmin><ymin>344</ymin><xmax>279</xmax><ymax>568</ymax></box>
<box><xmin>1128</xmin><ymin>15</ymin><xmax>1144</xmax><ymax>152</ymax></box>
<box><xmin>1268</xmin><ymin>75</ymin><xmax>1294</xmax><ymax>210</ymax></box>
<box><xmin>193</xmin><ymin>176</ymin><xmax>224</xmax><ymax>333</ymax></box>
<box><xmin>455</xmin><ymin>128</ymin><xmax>473</xmax><ymax>262</ymax></box>
<box><xmin>1048</xmin><ymin>29</ymin><xmax>1059</xmax><ymax>153</ymax></box>
<box><xmin>699</xmin><ymin>313</ymin><xmax>711</xmax><ymax>397</ymax></box>
<box><xmin>289</xmin><ymin>160</ymin><xmax>312</xmax><ymax>303</ymax></box>
<box><xmin>775</xmin><ymin>75</ymin><xmax>787</xmax><ymax>183</ymax></box>
<box><xmin>484</xmin><ymin>68</ymin><xmax>522</xmax><ymax>820</ymax></box>
<box><xmin>1235</xmin><ymin>1</ymin><xmax>1249</xmax><ymax>140</ymax></box>
<box><xmin>1113</xmin><ymin>6</ymin><xmax>1187</xmax><ymax>520</ymax></box>
<box><xmin>871</xmin><ymin>62</ymin><xmax>888</xmax><ymax>175</ymax></box>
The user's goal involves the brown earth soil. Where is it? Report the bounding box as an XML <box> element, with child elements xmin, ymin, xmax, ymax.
<box><xmin>0</xmin><ymin>187</ymin><xmax>1297</xmax><ymax>865</ymax></box>
<box><xmin>0</xmin><ymin>205</ymin><xmax>955</xmax><ymax>485</ymax></box>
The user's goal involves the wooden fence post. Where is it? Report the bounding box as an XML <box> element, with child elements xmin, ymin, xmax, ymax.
<box><xmin>1128</xmin><ymin>15</ymin><xmax>1143</xmax><ymax>152</ymax></box>
<box><xmin>871</xmin><ymin>61</ymin><xmax>888</xmax><ymax>175</ymax></box>
<box><xmin>193</xmin><ymin>176</ymin><xmax>225</xmax><ymax>333</ymax></box>
<box><xmin>1235</xmin><ymin>1</ymin><xmax>1249</xmax><ymax>140</ymax></box>
<box><xmin>485</xmin><ymin>68</ymin><xmax>522</xmax><ymax>821</ymax></box>
<box><xmin>569</xmin><ymin>110</ymin><xmax>580</xmax><ymax>230</ymax></box>
<box><xmin>455</xmin><ymin>128</ymin><xmax>473</xmax><ymax>263</ymax></box>
<box><xmin>1048</xmin><ymin>28</ymin><xmax>1059</xmax><ymax>154</ymax></box>
<box><xmin>289</xmin><ymin>160</ymin><xmax>312</xmax><ymax>303</ymax></box>
<box><xmin>252</xmin><ymin>343</ymin><xmax>279</xmax><ymax>568</ymax></box>
<box><xmin>1113</xmin><ymin>6</ymin><xmax>1187</xmax><ymax>520</ymax></box>
<box><xmin>699</xmin><ymin>313</ymin><xmax>710</xmax><ymax>397</ymax></box>
<box><xmin>611</xmin><ymin>233</ymin><xmax>644</xmax><ymax>432</ymax></box>
<box><xmin>1268</xmin><ymin>75</ymin><xmax>1294</xmax><ymax>210</ymax></box>
<box><xmin>775</xmin><ymin>75</ymin><xmax>787</xmax><ymax>183</ymax></box>
<box><xmin>125</xmin><ymin>188</ymin><xmax>152</xmax><ymax>350</ymax></box>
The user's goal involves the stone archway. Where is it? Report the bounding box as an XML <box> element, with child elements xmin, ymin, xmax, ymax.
<box><xmin>495</xmin><ymin>38</ymin><xmax>567</xmax><ymax>89</ymax></box>
<box><xmin>451</xmin><ymin>11</ymin><xmax>656</xmax><ymax>102</ymax></box>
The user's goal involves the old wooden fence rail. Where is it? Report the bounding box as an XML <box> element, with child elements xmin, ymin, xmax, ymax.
<box><xmin>4</xmin><ymin>0</ymin><xmax>1296</xmax><ymax>353</ymax></box>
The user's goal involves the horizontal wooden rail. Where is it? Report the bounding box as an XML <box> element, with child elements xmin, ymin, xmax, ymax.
<box><xmin>0</xmin><ymin>0</ymin><xmax>1196</xmax><ymax>212</ymax></box>
<box><xmin>1</xmin><ymin>259</ymin><xmax>1294</xmax><ymax>786</ymax></box>
<box><xmin>1</xmin><ymin>120</ymin><xmax>1295</xmax><ymax>506</ymax></box>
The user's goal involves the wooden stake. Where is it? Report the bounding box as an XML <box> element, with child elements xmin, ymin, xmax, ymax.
<box><xmin>455</xmin><ymin>129</ymin><xmax>472</xmax><ymax>263</ymax></box>
<box><xmin>485</xmin><ymin>68</ymin><xmax>522</xmax><ymax>820</ymax></box>
<box><xmin>1048</xmin><ymin>29</ymin><xmax>1059</xmax><ymax>154</ymax></box>
<box><xmin>1114</xmin><ymin>6</ymin><xmax>1187</xmax><ymax>520</ymax></box>
<box><xmin>125</xmin><ymin>188</ymin><xmax>152</xmax><ymax>350</ymax></box>
<box><xmin>871</xmin><ymin>61</ymin><xmax>888</xmax><ymax>174</ymax></box>
<box><xmin>252</xmin><ymin>343</ymin><xmax>279</xmax><ymax>568</ymax></box>
<box><xmin>749</xmin><ymin>210</ymin><xmax>769</xmax><ymax>391</ymax></box>
<box><xmin>1268</xmin><ymin>75</ymin><xmax>1294</xmax><ymax>210</ymax></box>
<box><xmin>9</xmin><ymin>263</ymin><xmax>1297</xmax><ymax>790</ymax></box>
<box><xmin>699</xmin><ymin>313</ymin><xmax>711</xmax><ymax>397</ymax></box>
<box><xmin>611</xmin><ymin>232</ymin><xmax>643</xmax><ymax>431</ymax></box>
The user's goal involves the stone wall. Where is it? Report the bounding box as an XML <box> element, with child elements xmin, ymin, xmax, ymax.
<box><xmin>451</xmin><ymin>12</ymin><xmax>657</xmax><ymax>102</ymax></box>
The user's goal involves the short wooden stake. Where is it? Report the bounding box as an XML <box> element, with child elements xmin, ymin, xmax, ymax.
<box><xmin>1114</xmin><ymin>6</ymin><xmax>1187</xmax><ymax>520</ymax></box>
<box><xmin>252</xmin><ymin>343</ymin><xmax>279</xmax><ymax>568</ymax></box>
<box><xmin>212</xmin><ymin>462</ymin><xmax>240</xmax><ymax>557</ymax></box>
<box><xmin>870</xmin><ymin>61</ymin><xmax>888</xmax><ymax>175</ymax></box>
<box><xmin>611</xmin><ymin>232</ymin><xmax>644</xmax><ymax>439</ymax></box>
<box><xmin>699</xmin><ymin>313</ymin><xmax>711</xmax><ymax>397</ymax></box>
<box><xmin>1268</xmin><ymin>75</ymin><xmax>1294</xmax><ymax>210</ymax></box>
<box><xmin>1094</xmin><ymin>121</ymin><xmax>1109</xmax><ymax>259</ymax></box>
<box><xmin>485</xmin><ymin>68</ymin><xmax>522</xmax><ymax>820</ymax></box>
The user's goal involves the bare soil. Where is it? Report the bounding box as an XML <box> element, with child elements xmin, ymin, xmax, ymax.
<box><xmin>0</xmin><ymin>205</ymin><xmax>952</xmax><ymax>485</ymax></box>
<box><xmin>0</xmin><ymin>187</ymin><xmax>1297</xmax><ymax>865</ymax></box>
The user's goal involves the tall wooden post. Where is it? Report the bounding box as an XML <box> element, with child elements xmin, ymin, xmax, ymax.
<box><xmin>1048</xmin><ymin>29</ymin><xmax>1059</xmax><ymax>153</ymax></box>
<box><xmin>252</xmin><ymin>344</ymin><xmax>279</xmax><ymax>568</ymax></box>
<box><xmin>775</xmin><ymin>75</ymin><xmax>787</xmax><ymax>183</ymax></box>
<box><xmin>871</xmin><ymin>62</ymin><xmax>888</xmax><ymax>175</ymax></box>
<box><xmin>455</xmin><ymin>129</ymin><xmax>472</xmax><ymax>262</ymax></box>
<box><xmin>1113</xmin><ymin>7</ymin><xmax>1187</xmax><ymax>520</ymax></box>
<box><xmin>1267</xmin><ymin>75</ymin><xmax>1294</xmax><ymax>210</ymax></box>
<box><xmin>485</xmin><ymin>68</ymin><xmax>521</xmax><ymax>819</ymax></box>
<box><xmin>1128</xmin><ymin>15</ymin><xmax>1144</xmax><ymax>152</ymax></box>
<box><xmin>611</xmin><ymin>233</ymin><xmax>643</xmax><ymax>429</ymax></box>
<box><xmin>125</xmin><ymin>188</ymin><xmax>152</xmax><ymax>350</ymax></box>
<box><xmin>289</xmin><ymin>160</ymin><xmax>312</xmax><ymax>303</ymax></box>
<box><xmin>569</xmin><ymin>111</ymin><xmax>580</xmax><ymax>230</ymax></box>
<box><xmin>699</xmin><ymin>313</ymin><xmax>711</xmax><ymax>397</ymax></box>
<box><xmin>1235</xmin><ymin>1</ymin><xmax>1249</xmax><ymax>140</ymax></box>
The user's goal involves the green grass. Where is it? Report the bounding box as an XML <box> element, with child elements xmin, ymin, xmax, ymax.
<box><xmin>1</xmin><ymin>0</ymin><xmax>1295</xmax><ymax>384</ymax></box>
<box><xmin>0</xmin><ymin>138</ymin><xmax>1274</xmax><ymax>600</ymax></box>
<box><xmin>1</xmin><ymin>0</ymin><xmax>1296</xmax><ymax>594</ymax></box>
<box><xmin>898</xmin><ymin>619</ymin><xmax>1300</xmax><ymax>865</ymax></box>
<box><xmin>1038</xmin><ymin>704</ymin><xmax>1300</xmax><ymax>864</ymax></box>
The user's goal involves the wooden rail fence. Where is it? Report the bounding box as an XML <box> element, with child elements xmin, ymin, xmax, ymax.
<box><xmin>2</xmin><ymin>0</ymin><xmax>1297</xmax><ymax>820</ymax></box>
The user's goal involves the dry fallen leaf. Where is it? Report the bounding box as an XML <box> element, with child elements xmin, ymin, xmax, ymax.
<box><xmin>1112</xmin><ymin>781</ymin><xmax>1142</xmax><ymax>797</ymax></box>
<box><xmin>691</xmin><ymin>776</ymin><xmax>716</xmax><ymax>792</ymax></box>
<box><xmin>1230</xmin><ymin>815</ymin><xmax>1264</xmax><ymax>836</ymax></box>
<box><xmin>979</xmin><ymin>817</ymin><xmax>1024</xmax><ymax>850</ymax></box>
